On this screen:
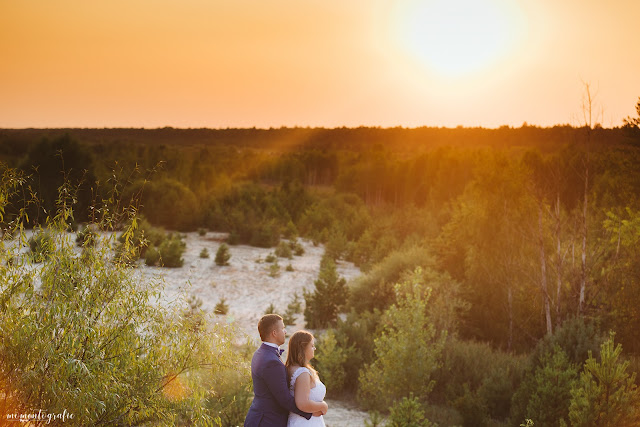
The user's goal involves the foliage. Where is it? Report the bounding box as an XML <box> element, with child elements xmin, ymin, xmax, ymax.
<box><xmin>349</xmin><ymin>245</ymin><xmax>435</xmax><ymax>314</ymax></box>
<box><xmin>431</xmin><ymin>338</ymin><xmax>525</xmax><ymax>424</ymax></box>
<box><xmin>75</xmin><ymin>225</ymin><xmax>98</xmax><ymax>247</ymax></box>
<box><xmin>215</xmin><ymin>243</ymin><xmax>231</xmax><ymax>266</ymax></box>
<box><xmin>275</xmin><ymin>240</ymin><xmax>293</xmax><ymax>259</ymax></box>
<box><xmin>568</xmin><ymin>333</ymin><xmax>640</xmax><ymax>426</ymax></box>
<box><xmin>157</xmin><ymin>234</ymin><xmax>186</xmax><ymax>268</ymax></box>
<box><xmin>269</xmin><ymin>259</ymin><xmax>280</xmax><ymax>278</ymax></box>
<box><xmin>214</xmin><ymin>298</ymin><xmax>229</xmax><ymax>315</ymax></box>
<box><xmin>282</xmin><ymin>293</ymin><xmax>301</xmax><ymax>326</ymax></box>
<box><xmin>145</xmin><ymin>244</ymin><xmax>161</xmax><ymax>266</ymax></box>
<box><xmin>285</xmin><ymin>263</ymin><xmax>294</xmax><ymax>272</ymax></box>
<box><xmin>0</xmin><ymin>220</ymin><xmax>239</xmax><ymax>425</ymax></box>
<box><xmin>387</xmin><ymin>394</ymin><xmax>435</xmax><ymax>427</ymax></box>
<box><xmin>124</xmin><ymin>177</ymin><xmax>199</xmax><ymax>231</ymax></box>
<box><xmin>264</xmin><ymin>303</ymin><xmax>277</xmax><ymax>316</ymax></box>
<box><xmin>522</xmin><ymin>347</ymin><xmax>578</xmax><ymax>427</ymax></box>
<box><xmin>315</xmin><ymin>329</ymin><xmax>347</xmax><ymax>396</ymax></box>
<box><xmin>358</xmin><ymin>269</ymin><xmax>445</xmax><ymax>410</ymax></box>
<box><xmin>28</xmin><ymin>230</ymin><xmax>53</xmax><ymax>262</ymax></box>
<box><xmin>199</xmin><ymin>247</ymin><xmax>209</xmax><ymax>259</ymax></box>
<box><xmin>303</xmin><ymin>254</ymin><xmax>348</xmax><ymax>329</ymax></box>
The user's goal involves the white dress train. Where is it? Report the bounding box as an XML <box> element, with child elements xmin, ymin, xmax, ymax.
<box><xmin>287</xmin><ymin>367</ymin><xmax>326</xmax><ymax>427</ymax></box>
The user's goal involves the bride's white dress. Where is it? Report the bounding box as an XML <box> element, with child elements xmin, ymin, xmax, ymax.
<box><xmin>287</xmin><ymin>367</ymin><xmax>326</xmax><ymax>427</ymax></box>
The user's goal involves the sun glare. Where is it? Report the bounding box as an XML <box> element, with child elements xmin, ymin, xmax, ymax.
<box><xmin>391</xmin><ymin>0</ymin><xmax>522</xmax><ymax>77</ymax></box>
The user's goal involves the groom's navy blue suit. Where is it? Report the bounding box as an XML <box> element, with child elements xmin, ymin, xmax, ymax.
<box><xmin>244</xmin><ymin>343</ymin><xmax>312</xmax><ymax>426</ymax></box>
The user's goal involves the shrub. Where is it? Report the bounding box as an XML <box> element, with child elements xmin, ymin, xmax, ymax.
<box><xmin>214</xmin><ymin>298</ymin><xmax>229</xmax><ymax>315</ymax></box>
<box><xmin>158</xmin><ymin>234</ymin><xmax>186</xmax><ymax>268</ymax></box>
<box><xmin>145</xmin><ymin>244</ymin><xmax>160</xmax><ymax>266</ymax></box>
<box><xmin>28</xmin><ymin>230</ymin><xmax>53</xmax><ymax>262</ymax></box>
<box><xmin>285</xmin><ymin>263</ymin><xmax>294</xmax><ymax>272</ymax></box>
<box><xmin>282</xmin><ymin>293</ymin><xmax>301</xmax><ymax>326</ymax></box>
<box><xmin>291</xmin><ymin>239</ymin><xmax>305</xmax><ymax>256</ymax></box>
<box><xmin>264</xmin><ymin>253</ymin><xmax>276</xmax><ymax>263</ymax></box>
<box><xmin>387</xmin><ymin>394</ymin><xmax>435</xmax><ymax>427</ymax></box>
<box><xmin>215</xmin><ymin>244</ymin><xmax>231</xmax><ymax>266</ymax></box>
<box><xmin>1</xmin><ymin>220</ymin><xmax>240</xmax><ymax>425</ymax></box>
<box><xmin>76</xmin><ymin>225</ymin><xmax>97</xmax><ymax>247</ymax></box>
<box><xmin>315</xmin><ymin>330</ymin><xmax>347</xmax><ymax>395</ymax></box>
<box><xmin>269</xmin><ymin>260</ymin><xmax>280</xmax><ymax>278</ymax></box>
<box><xmin>264</xmin><ymin>303</ymin><xmax>277</xmax><ymax>315</ymax></box>
<box><xmin>199</xmin><ymin>247</ymin><xmax>210</xmax><ymax>259</ymax></box>
<box><xmin>275</xmin><ymin>241</ymin><xmax>292</xmax><ymax>259</ymax></box>
<box><xmin>198</xmin><ymin>228</ymin><xmax>207</xmax><ymax>236</ymax></box>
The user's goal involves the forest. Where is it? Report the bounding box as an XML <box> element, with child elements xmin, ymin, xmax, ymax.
<box><xmin>1</xmin><ymin>101</ymin><xmax>640</xmax><ymax>426</ymax></box>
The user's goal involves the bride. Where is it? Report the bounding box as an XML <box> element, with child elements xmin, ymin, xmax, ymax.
<box><xmin>285</xmin><ymin>331</ymin><xmax>327</xmax><ymax>426</ymax></box>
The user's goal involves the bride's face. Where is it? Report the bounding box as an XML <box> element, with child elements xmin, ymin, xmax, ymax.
<box><xmin>304</xmin><ymin>339</ymin><xmax>316</xmax><ymax>362</ymax></box>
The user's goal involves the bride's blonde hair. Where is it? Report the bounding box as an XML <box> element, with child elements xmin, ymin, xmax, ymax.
<box><xmin>285</xmin><ymin>330</ymin><xmax>318</xmax><ymax>383</ymax></box>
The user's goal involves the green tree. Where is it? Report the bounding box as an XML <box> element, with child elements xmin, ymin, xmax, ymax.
<box><xmin>387</xmin><ymin>394</ymin><xmax>434</xmax><ymax>427</ymax></box>
<box><xmin>568</xmin><ymin>333</ymin><xmax>640</xmax><ymax>426</ymax></box>
<box><xmin>315</xmin><ymin>329</ymin><xmax>348</xmax><ymax>396</ymax></box>
<box><xmin>303</xmin><ymin>254</ymin><xmax>348</xmax><ymax>329</ymax></box>
<box><xmin>215</xmin><ymin>243</ymin><xmax>231</xmax><ymax>266</ymax></box>
<box><xmin>524</xmin><ymin>347</ymin><xmax>578</xmax><ymax>426</ymax></box>
<box><xmin>357</xmin><ymin>269</ymin><xmax>445</xmax><ymax>410</ymax></box>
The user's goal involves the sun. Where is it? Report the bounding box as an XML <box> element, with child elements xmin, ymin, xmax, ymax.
<box><xmin>390</xmin><ymin>0</ymin><xmax>522</xmax><ymax>77</ymax></box>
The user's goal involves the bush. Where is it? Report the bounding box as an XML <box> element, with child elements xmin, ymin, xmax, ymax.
<box><xmin>145</xmin><ymin>244</ymin><xmax>161</xmax><ymax>266</ymax></box>
<box><xmin>291</xmin><ymin>239</ymin><xmax>305</xmax><ymax>256</ymax></box>
<box><xmin>282</xmin><ymin>293</ymin><xmax>302</xmax><ymax>326</ymax></box>
<box><xmin>198</xmin><ymin>227</ymin><xmax>207</xmax><ymax>236</ymax></box>
<box><xmin>158</xmin><ymin>234</ymin><xmax>186</xmax><ymax>268</ymax></box>
<box><xmin>315</xmin><ymin>330</ymin><xmax>348</xmax><ymax>396</ymax></box>
<box><xmin>264</xmin><ymin>303</ymin><xmax>277</xmax><ymax>315</ymax></box>
<box><xmin>285</xmin><ymin>263</ymin><xmax>294</xmax><ymax>272</ymax></box>
<box><xmin>28</xmin><ymin>230</ymin><xmax>53</xmax><ymax>262</ymax></box>
<box><xmin>264</xmin><ymin>253</ymin><xmax>276</xmax><ymax>263</ymax></box>
<box><xmin>199</xmin><ymin>247</ymin><xmax>210</xmax><ymax>259</ymax></box>
<box><xmin>215</xmin><ymin>243</ymin><xmax>231</xmax><ymax>266</ymax></box>
<box><xmin>76</xmin><ymin>225</ymin><xmax>97</xmax><ymax>247</ymax></box>
<box><xmin>275</xmin><ymin>241</ymin><xmax>293</xmax><ymax>259</ymax></box>
<box><xmin>269</xmin><ymin>260</ymin><xmax>280</xmax><ymax>278</ymax></box>
<box><xmin>214</xmin><ymin>298</ymin><xmax>229</xmax><ymax>315</ymax></box>
<box><xmin>387</xmin><ymin>394</ymin><xmax>435</xmax><ymax>427</ymax></box>
<box><xmin>1</xmin><ymin>220</ymin><xmax>240</xmax><ymax>425</ymax></box>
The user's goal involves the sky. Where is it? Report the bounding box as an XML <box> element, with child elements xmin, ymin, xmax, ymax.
<box><xmin>1</xmin><ymin>0</ymin><xmax>639</xmax><ymax>129</ymax></box>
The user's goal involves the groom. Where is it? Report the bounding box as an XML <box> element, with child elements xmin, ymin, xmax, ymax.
<box><xmin>244</xmin><ymin>314</ymin><xmax>326</xmax><ymax>426</ymax></box>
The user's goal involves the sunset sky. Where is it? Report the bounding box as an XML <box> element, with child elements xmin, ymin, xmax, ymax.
<box><xmin>2</xmin><ymin>0</ymin><xmax>639</xmax><ymax>129</ymax></box>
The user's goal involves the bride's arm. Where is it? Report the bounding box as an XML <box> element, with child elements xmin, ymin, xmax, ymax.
<box><xmin>293</xmin><ymin>372</ymin><xmax>329</xmax><ymax>414</ymax></box>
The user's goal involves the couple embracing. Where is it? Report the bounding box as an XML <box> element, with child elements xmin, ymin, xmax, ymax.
<box><xmin>244</xmin><ymin>314</ymin><xmax>328</xmax><ymax>427</ymax></box>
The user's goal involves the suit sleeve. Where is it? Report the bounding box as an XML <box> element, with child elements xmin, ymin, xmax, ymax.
<box><xmin>262</xmin><ymin>359</ymin><xmax>312</xmax><ymax>420</ymax></box>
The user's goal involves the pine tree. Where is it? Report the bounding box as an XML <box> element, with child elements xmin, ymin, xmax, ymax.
<box><xmin>303</xmin><ymin>254</ymin><xmax>348</xmax><ymax>328</ymax></box>
<box><xmin>215</xmin><ymin>243</ymin><xmax>231</xmax><ymax>266</ymax></box>
<box><xmin>568</xmin><ymin>333</ymin><xmax>640</xmax><ymax>426</ymax></box>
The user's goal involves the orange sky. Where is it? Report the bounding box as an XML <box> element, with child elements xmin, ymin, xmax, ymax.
<box><xmin>1</xmin><ymin>0</ymin><xmax>639</xmax><ymax>129</ymax></box>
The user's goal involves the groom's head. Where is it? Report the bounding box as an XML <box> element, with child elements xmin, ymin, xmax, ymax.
<box><xmin>258</xmin><ymin>314</ymin><xmax>286</xmax><ymax>346</ymax></box>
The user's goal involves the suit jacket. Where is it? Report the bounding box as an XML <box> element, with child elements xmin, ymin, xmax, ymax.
<box><xmin>244</xmin><ymin>343</ymin><xmax>312</xmax><ymax>426</ymax></box>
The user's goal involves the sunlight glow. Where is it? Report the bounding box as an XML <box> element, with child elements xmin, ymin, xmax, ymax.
<box><xmin>392</xmin><ymin>0</ymin><xmax>523</xmax><ymax>77</ymax></box>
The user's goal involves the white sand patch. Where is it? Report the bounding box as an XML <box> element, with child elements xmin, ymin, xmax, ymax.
<box><xmin>133</xmin><ymin>232</ymin><xmax>361</xmax><ymax>342</ymax></box>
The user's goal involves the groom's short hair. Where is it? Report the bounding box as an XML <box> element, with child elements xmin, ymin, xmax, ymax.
<box><xmin>258</xmin><ymin>314</ymin><xmax>283</xmax><ymax>341</ymax></box>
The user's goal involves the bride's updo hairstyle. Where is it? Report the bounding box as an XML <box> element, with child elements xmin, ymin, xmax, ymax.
<box><xmin>285</xmin><ymin>330</ymin><xmax>318</xmax><ymax>383</ymax></box>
